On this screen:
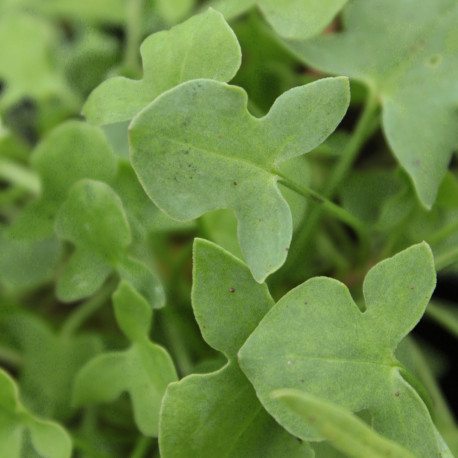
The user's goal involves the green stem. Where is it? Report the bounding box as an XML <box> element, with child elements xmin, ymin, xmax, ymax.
<box><xmin>130</xmin><ymin>436</ymin><xmax>153</xmax><ymax>458</ymax></box>
<box><xmin>283</xmin><ymin>92</ymin><xmax>379</xmax><ymax>274</ymax></box>
<box><xmin>124</xmin><ymin>0</ymin><xmax>144</xmax><ymax>75</ymax></box>
<box><xmin>72</xmin><ymin>436</ymin><xmax>113</xmax><ymax>458</ymax></box>
<box><xmin>426</xmin><ymin>300</ymin><xmax>458</xmax><ymax>338</ymax></box>
<box><xmin>277</xmin><ymin>173</ymin><xmax>367</xmax><ymax>238</ymax></box>
<box><xmin>0</xmin><ymin>159</ymin><xmax>40</xmax><ymax>194</ymax></box>
<box><xmin>323</xmin><ymin>90</ymin><xmax>379</xmax><ymax>198</ymax></box>
<box><xmin>434</xmin><ymin>247</ymin><xmax>458</xmax><ymax>271</ymax></box>
<box><xmin>427</xmin><ymin>220</ymin><xmax>458</xmax><ymax>245</ymax></box>
<box><xmin>406</xmin><ymin>337</ymin><xmax>457</xmax><ymax>432</ymax></box>
<box><xmin>60</xmin><ymin>278</ymin><xmax>117</xmax><ymax>338</ymax></box>
<box><xmin>0</xmin><ymin>346</ymin><xmax>23</xmax><ymax>367</ymax></box>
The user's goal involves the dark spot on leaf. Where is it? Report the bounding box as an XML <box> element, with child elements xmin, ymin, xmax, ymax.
<box><xmin>304</xmin><ymin>301</ymin><xmax>308</xmax><ymax>305</ymax></box>
<box><xmin>285</xmin><ymin>247</ymin><xmax>289</xmax><ymax>251</ymax></box>
<box><xmin>233</xmin><ymin>181</ymin><xmax>237</xmax><ymax>186</ymax></box>
<box><xmin>395</xmin><ymin>392</ymin><xmax>400</xmax><ymax>397</ymax></box>
<box><xmin>426</xmin><ymin>54</ymin><xmax>442</xmax><ymax>67</ymax></box>
<box><xmin>229</xmin><ymin>287</ymin><xmax>235</xmax><ymax>293</ymax></box>
<box><xmin>300</xmin><ymin>379</ymin><xmax>305</xmax><ymax>383</ymax></box>
<box><xmin>218</xmin><ymin>134</ymin><xmax>222</xmax><ymax>139</ymax></box>
<box><xmin>258</xmin><ymin>218</ymin><xmax>262</xmax><ymax>222</ymax></box>
<box><xmin>410</xmin><ymin>286</ymin><xmax>414</xmax><ymax>290</ymax></box>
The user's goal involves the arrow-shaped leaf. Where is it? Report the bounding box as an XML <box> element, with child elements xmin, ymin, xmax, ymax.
<box><xmin>239</xmin><ymin>242</ymin><xmax>441</xmax><ymax>456</ymax></box>
<box><xmin>159</xmin><ymin>239</ymin><xmax>311</xmax><ymax>457</ymax></box>
<box><xmin>130</xmin><ymin>77</ymin><xmax>350</xmax><ymax>282</ymax></box>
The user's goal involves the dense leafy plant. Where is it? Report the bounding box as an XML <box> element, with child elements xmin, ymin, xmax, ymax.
<box><xmin>0</xmin><ymin>1</ymin><xmax>457</xmax><ymax>457</ymax></box>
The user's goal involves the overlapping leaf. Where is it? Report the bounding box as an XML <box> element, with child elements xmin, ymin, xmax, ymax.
<box><xmin>239</xmin><ymin>243</ymin><xmax>441</xmax><ymax>456</ymax></box>
<box><xmin>272</xmin><ymin>389</ymin><xmax>416</xmax><ymax>458</ymax></box>
<box><xmin>9</xmin><ymin>121</ymin><xmax>116</xmax><ymax>240</ymax></box>
<box><xmin>73</xmin><ymin>282</ymin><xmax>177</xmax><ymax>437</ymax></box>
<box><xmin>130</xmin><ymin>77</ymin><xmax>350</xmax><ymax>282</ymax></box>
<box><xmin>83</xmin><ymin>8</ymin><xmax>241</xmax><ymax>125</ymax></box>
<box><xmin>209</xmin><ymin>0</ymin><xmax>347</xmax><ymax>39</ymax></box>
<box><xmin>285</xmin><ymin>0</ymin><xmax>458</xmax><ymax>208</ymax></box>
<box><xmin>0</xmin><ymin>368</ymin><xmax>72</xmax><ymax>458</ymax></box>
<box><xmin>55</xmin><ymin>179</ymin><xmax>164</xmax><ymax>307</ymax></box>
<box><xmin>159</xmin><ymin>239</ymin><xmax>311</xmax><ymax>457</ymax></box>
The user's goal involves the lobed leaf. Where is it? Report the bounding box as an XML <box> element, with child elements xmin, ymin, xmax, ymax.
<box><xmin>159</xmin><ymin>239</ymin><xmax>311</xmax><ymax>457</ymax></box>
<box><xmin>0</xmin><ymin>369</ymin><xmax>72</xmax><ymax>458</ymax></box>
<box><xmin>9</xmin><ymin>121</ymin><xmax>116</xmax><ymax>240</ymax></box>
<box><xmin>130</xmin><ymin>77</ymin><xmax>350</xmax><ymax>282</ymax></box>
<box><xmin>73</xmin><ymin>282</ymin><xmax>177</xmax><ymax>437</ymax></box>
<box><xmin>209</xmin><ymin>0</ymin><xmax>347</xmax><ymax>39</ymax></box>
<box><xmin>55</xmin><ymin>179</ymin><xmax>164</xmax><ymax>307</ymax></box>
<box><xmin>83</xmin><ymin>8</ymin><xmax>241</xmax><ymax>125</ymax></box>
<box><xmin>239</xmin><ymin>243</ymin><xmax>441</xmax><ymax>455</ymax></box>
<box><xmin>285</xmin><ymin>0</ymin><xmax>458</xmax><ymax>208</ymax></box>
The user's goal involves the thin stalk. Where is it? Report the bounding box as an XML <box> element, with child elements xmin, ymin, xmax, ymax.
<box><xmin>0</xmin><ymin>346</ymin><xmax>23</xmax><ymax>367</ymax></box>
<box><xmin>277</xmin><ymin>173</ymin><xmax>367</xmax><ymax>238</ymax></box>
<box><xmin>72</xmin><ymin>436</ymin><xmax>113</xmax><ymax>458</ymax></box>
<box><xmin>434</xmin><ymin>247</ymin><xmax>458</xmax><ymax>271</ymax></box>
<box><xmin>124</xmin><ymin>0</ymin><xmax>144</xmax><ymax>75</ymax></box>
<box><xmin>426</xmin><ymin>300</ymin><xmax>458</xmax><ymax>338</ymax></box>
<box><xmin>427</xmin><ymin>220</ymin><xmax>458</xmax><ymax>245</ymax></box>
<box><xmin>284</xmin><ymin>92</ymin><xmax>379</xmax><ymax>272</ymax></box>
<box><xmin>406</xmin><ymin>338</ymin><xmax>457</xmax><ymax>433</ymax></box>
<box><xmin>0</xmin><ymin>159</ymin><xmax>40</xmax><ymax>195</ymax></box>
<box><xmin>60</xmin><ymin>278</ymin><xmax>117</xmax><ymax>338</ymax></box>
<box><xmin>130</xmin><ymin>436</ymin><xmax>153</xmax><ymax>458</ymax></box>
<box><xmin>323</xmin><ymin>90</ymin><xmax>379</xmax><ymax>198</ymax></box>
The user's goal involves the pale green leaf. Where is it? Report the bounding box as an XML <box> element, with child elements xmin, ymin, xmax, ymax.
<box><xmin>272</xmin><ymin>389</ymin><xmax>416</xmax><ymax>458</ymax></box>
<box><xmin>73</xmin><ymin>343</ymin><xmax>177</xmax><ymax>436</ymax></box>
<box><xmin>156</xmin><ymin>0</ymin><xmax>196</xmax><ymax>25</ymax></box>
<box><xmin>239</xmin><ymin>243</ymin><xmax>441</xmax><ymax>456</ymax></box>
<box><xmin>9</xmin><ymin>121</ymin><xmax>116</xmax><ymax>240</ymax></box>
<box><xmin>83</xmin><ymin>8</ymin><xmax>241</xmax><ymax>125</ymax></box>
<box><xmin>0</xmin><ymin>11</ymin><xmax>74</xmax><ymax>113</ymax></box>
<box><xmin>285</xmin><ymin>0</ymin><xmax>458</xmax><ymax>208</ymax></box>
<box><xmin>113</xmin><ymin>281</ymin><xmax>152</xmax><ymax>342</ymax></box>
<box><xmin>159</xmin><ymin>239</ymin><xmax>312</xmax><ymax>457</ymax></box>
<box><xmin>55</xmin><ymin>179</ymin><xmax>164</xmax><ymax>307</ymax></box>
<box><xmin>209</xmin><ymin>0</ymin><xmax>347</xmax><ymax>39</ymax></box>
<box><xmin>0</xmin><ymin>313</ymin><xmax>102</xmax><ymax>421</ymax></box>
<box><xmin>0</xmin><ymin>369</ymin><xmax>72</xmax><ymax>458</ymax></box>
<box><xmin>130</xmin><ymin>77</ymin><xmax>349</xmax><ymax>281</ymax></box>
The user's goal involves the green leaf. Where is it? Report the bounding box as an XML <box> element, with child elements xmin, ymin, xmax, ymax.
<box><xmin>54</xmin><ymin>179</ymin><xmax>165</xmax><ymax>306</ymax></box>
<box><xmin>159</xmin><ymin>239</ymin><xmax>312</xmax><ymax>457</ymax></box>
<box><xmin>285</xmin><ymin>0</ymin><xmax>458</xmax><ymax>208</ymax></box>
<box><xmin>0</xmin><ymin>312</ymin><xmax>102</xmax><ymax>421</ymax></box>
<box><xmin>156</xmin><ymin>0</ymin><xmax>196</xmax><ymax>25</ymax></box>
<box><xmin>55</xmin><ymin>179</ymin><xmax>130</xmax><ymax>301</ymax></box>
<box><xmin>272</xmin><ymin>389</ymin><xmax>416</xmax><ymax>458</ymax></box>
<box><xmin>0</xmin><ymin>369</ymin><xmax>72</xmax><ymax>458</ymax></box>
<box><xmin>73</xmin><ymin>282</ymin><xmax>177</xmax><ymax>437</ymax></box>
<box><xmin>83</xmin><ymin>8</ymin><xmax>241</xmax><ymax>125</ymax></box>
<box><xmin>9</xmin><ymin>121</ymin><xmax>116</xmax><ymax>240</ymax></box>
<box><xmin>0</xmin><ymin>11</ymin><xmax>74</xmax><ymax>113</ymax></box>
<box><xmin>130</xmin><ymin>77</ymin><xmax>350</xmax><ymax>282</ymax></box>
<box><xmin>239</xmin><ymin>243</ymin><xmax>441</xmax><ymax>455</ymax></box>
<box><xmin>209</xmin><ymin>0</ymin><xmax>347</xmax><ymax>39</ymax></box>
<box><xmin>0</xmin><ymin>228</ymin><xmax>60</xmax><ymax>292</ymax></box>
